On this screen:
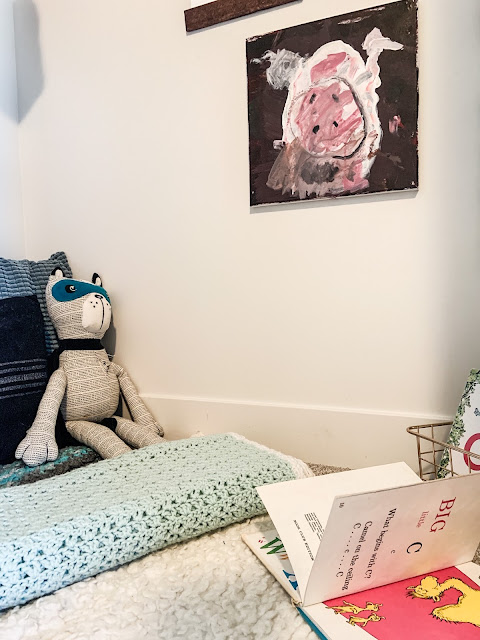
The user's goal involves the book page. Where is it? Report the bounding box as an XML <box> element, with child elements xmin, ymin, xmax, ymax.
<box><xmin>304</xmin><ymin>473</ymin><xmax>480</xmax><ymax>605</ymax></box>
<box><xmin>257</xmin><ymin>463</ymin><xmax>420</xmax><ymax>602</ymax></box>
<box><xmin>301</xmin><ymin>562</ymin><xmax>480</xmax><ymax>640</ymax></box>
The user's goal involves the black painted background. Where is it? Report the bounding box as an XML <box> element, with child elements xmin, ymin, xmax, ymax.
<box><xmin>246</xmin><ymin>0</ymin><xmax>418</xmax><ymax>207</ymax></box>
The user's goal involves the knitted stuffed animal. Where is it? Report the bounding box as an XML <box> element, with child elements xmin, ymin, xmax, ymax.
<box><xmin>15</xmin><ymin>268</ymin><xmax>164</xmax><ymax>466</ymax></box>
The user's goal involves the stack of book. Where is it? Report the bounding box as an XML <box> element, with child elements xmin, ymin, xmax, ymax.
<box><xmin>243</xmin><ymin>463</ymin><xmax>480</xmax><ymax>639</ymax></box>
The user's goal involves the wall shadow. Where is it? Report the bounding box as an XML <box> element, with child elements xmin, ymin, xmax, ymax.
<box><xmin>103</xmin><ymin>316</ymin><xmax>117</xmax><ymax>360</ymax></box>
<box><xmin>0</xmin><ymin>0</ymin><xmax>18</xmax><ymax>121</ymax></box>
<box><xmin>13</xmin><ymin>0</ymin><xmax>44</xmax><ymax>122</ymax></box>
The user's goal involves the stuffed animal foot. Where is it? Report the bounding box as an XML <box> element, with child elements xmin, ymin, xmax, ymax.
<box><xmin>114</xmin><ymin>417</ymin><xmax>165</xmax><ymax>449</ymax></box>
<box><xmin>66</xmin><ymin>420</ymin><xmax>131</xmax><ymax>459</ymax></box>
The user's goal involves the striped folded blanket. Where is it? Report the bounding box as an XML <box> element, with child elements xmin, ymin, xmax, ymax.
<box><xmin>0</xmin><ymin>445</ymin><xmax>100</xmax><ymax>488</ymax></box>
<box><xmin>0</xmin><ymin>296</ymin><xmax>48</xmax><ymax>465</ymax></box>
<box><xmin>0</xmin><ymin>433</ymin><xmax>312</xmax><ymax>610</ymax></box>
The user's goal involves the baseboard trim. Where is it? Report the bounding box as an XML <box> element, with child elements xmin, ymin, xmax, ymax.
<box><xmin>142</xmin><ymin>394</ymin><xmax>451</xmax><ymax>471</ymax></box>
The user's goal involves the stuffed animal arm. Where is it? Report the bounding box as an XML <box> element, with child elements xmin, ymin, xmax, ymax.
<box><xmin>111</xmin><ymin>363</ymin><xmax>163</xmax><ymax>433</ymax></box>
<box><xmin>15</xmin><ymin>269</ymin><xmax>164</xmax><ymax>466</ymax></box>
<box><xmin>15</xmin><ymin>369</ymin><xmax>67</xmax><ymax>465</ymax></box>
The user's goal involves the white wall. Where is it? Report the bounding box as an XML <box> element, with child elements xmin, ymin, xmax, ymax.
<box><xmin>16</xmin><ymin>0</ymin><xmax>480</xmax><ymax>468</ymax></box>
<box><xmin>0</xmin><ymin>0</ymin><xmax>24</xmax><ymax>258</ymax></box>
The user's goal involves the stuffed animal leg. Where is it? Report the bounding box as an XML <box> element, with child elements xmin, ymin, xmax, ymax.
<box><xmin>110</xmin><ymin>417</ymin><xmax>162</xmax><ymax>448</ymax></box>
<box><xmin>66</xmin><ymin>416</ymin><xmax>162</xmax><ymax>458</ymax></box>
<box><xmin>66</xmin><ymin>420</ymin><xmax>131</xmax><ymax>458</ymax></box>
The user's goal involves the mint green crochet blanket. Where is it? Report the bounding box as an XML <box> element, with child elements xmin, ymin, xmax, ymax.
<box><xmin>0</xmin><ymin>434</ymin><xmax>308</xmax><ymax>610</ymax></box>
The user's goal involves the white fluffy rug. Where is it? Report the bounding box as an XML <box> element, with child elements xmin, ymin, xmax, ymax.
<box><xmin>0</xmin><ymin>515</ymin><xmax>317</xmax><ymax>640</ymax></box>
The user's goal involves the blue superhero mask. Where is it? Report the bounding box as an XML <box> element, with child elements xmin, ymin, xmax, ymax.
<box><xmin>52</xmin><ymin>279</ymin><xmax>111</xmax><ymax>304</ymax></box>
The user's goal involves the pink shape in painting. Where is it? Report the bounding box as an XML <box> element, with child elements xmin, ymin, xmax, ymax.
<box><xmin>257</xmin><ymin>28</ymin><xmax>404</xmax><ymax>199</ymax></box>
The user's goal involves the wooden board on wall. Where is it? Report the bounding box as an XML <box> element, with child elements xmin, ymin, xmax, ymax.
<box><xmin>185</xmin><ymin>0</ymin><xmax>300</xmax><ymax>33</ymax></box>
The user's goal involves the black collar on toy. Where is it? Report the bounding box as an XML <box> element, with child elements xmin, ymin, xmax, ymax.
<box><xmin>58</xmin><ymin>339</ymin><xmax>103</xmax><ymax>353</ymax></box>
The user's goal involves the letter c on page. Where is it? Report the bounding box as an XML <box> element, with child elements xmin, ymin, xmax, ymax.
<box><xmin>407</xmin><ymin>542</ymin><xmax>422</xmax><ymax>554</ymax></box>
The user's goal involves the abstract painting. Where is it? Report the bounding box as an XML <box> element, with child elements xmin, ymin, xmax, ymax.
<box><xmin>246</xmin><ymin>0</ymin><xmax>418</xmax><ymax>207</ymax></box>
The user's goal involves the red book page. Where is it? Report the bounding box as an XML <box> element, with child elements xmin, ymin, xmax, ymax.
<box><xmin>323</xmin><ymin>566</ymin><xmax>480</xmax><ymax>638</ymax></box>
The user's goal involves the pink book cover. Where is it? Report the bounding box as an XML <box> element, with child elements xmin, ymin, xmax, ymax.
<box><xmin>322</xmin><ymin>565</ymin><xmax>480</xmax><ymax>638</ymax></box>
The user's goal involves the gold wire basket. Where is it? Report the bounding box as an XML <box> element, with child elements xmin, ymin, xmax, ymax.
<box><xmin>407</xmin><ymin>422</ymin><xmax>480</xmax><ymax>480</ymax></box>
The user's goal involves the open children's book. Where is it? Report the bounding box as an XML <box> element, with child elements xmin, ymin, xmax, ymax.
<box><xmin>243</xmin><ymin>462</ymin><xmax>480</xmax><ymax>639</ymax></box>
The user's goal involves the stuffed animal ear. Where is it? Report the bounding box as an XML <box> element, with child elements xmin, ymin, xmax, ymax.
<box><xmin>49</xmin><ymin>267</ymin><xmax>65</xmax><ymax>280</ymax></box>
<box><xmin>92</xmin><ymin>273</ymin><xmax>102</xmax><ymax>287</ymax></box>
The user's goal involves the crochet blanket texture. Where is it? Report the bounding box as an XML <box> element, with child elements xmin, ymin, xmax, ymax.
<box><xmin>0</xmin><ymin>434</ymin><xmax>305</xmax><ymax>610</ymax></box>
